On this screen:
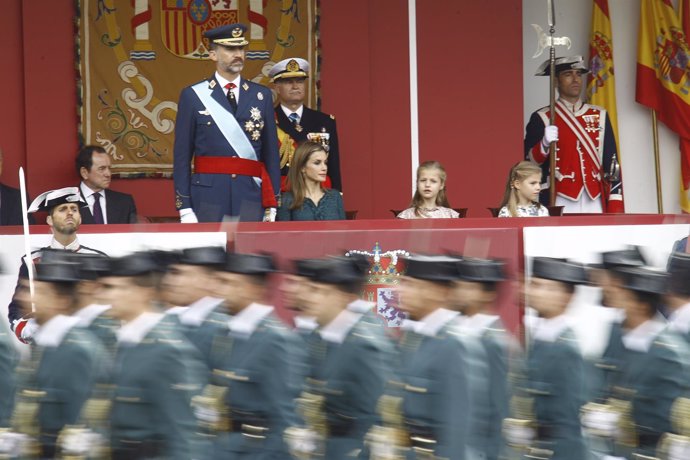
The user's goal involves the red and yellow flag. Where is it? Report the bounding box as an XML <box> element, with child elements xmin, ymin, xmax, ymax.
<box><xmin>587</xmin><ymin>0</ymin><xmax>620</xmax><ymax>149</ymax></box>
<box><xmin>636</xmin><ymin>0</ymin><xmax>690</xmax><ymax>213</ymax></box>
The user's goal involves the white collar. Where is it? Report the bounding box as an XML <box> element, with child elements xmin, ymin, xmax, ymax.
<box><xmin>49</xmin><ymin>237</ymin><xmax>81</xmax><ymax>251</ymax></box>
<box><xmin>319</xmin><ymin>309</ymin><xmax>362</xmax><ymax>344</ymax></box>
<box><xmin>294</xmin><ymin>315</ymin><xmax>319</xmax><ymax>333</ymax></box>
<box><xmin>79</xmin><ymin>182</ymin><xmax>103</xmax><ymax>200</ymax></box>
<box><xmin>558</xmin><ymin>97</ymin><xmax>584</xmax><ymax>113</ymax></box>
<box><xmin>280</xmin><ymin>104</ymin><xmax>304</xmax><ymax>119</ymax></box>
<box><xmin>215</xmin><ymin>72</ymin><xmax>241</xmax><ymax>92</ymax></box>
<box><xmin>74</xmin><ymin>303</ymin><xmax>111</xmax><ymax>327</ymax></box>
<box><xmin>456</xmin><ymin>313</ymin><xmax>499</xmax><ymax>337</ymax></box>
<box><xmin>178</xmin><ymin>296</ymin><xmax>225</xmax><ymax>326</ymax></box>
<box><xmin>532</xmin><ymin>314</ymin><xmax>571</xmax><ymax>343</ymax></box>
<box><xmin>416</xmin><ymin>308</ymin><xmax>459</xmax><ymax>337</ymax></box>
<box><xmin>669</xmin><ymin>302</ymin><xmax>690</xmax><ymax>335</ymax></box>
<box><xmin>117</xmin><ymin>312</ymin><xmax>164</xmax><ymax>345</ymax></box>
<box><xmin>622</xmin><ymin>316</ymin><xmax>668</xmax><ymax>352</ymax></box>
<box><xmin>34</xmin><ymin>314</ymin><xmax>81</xmax><ymax>347</ymax></box>
<box><xmin>165</xmin><ymin>306</ymin><xmax>188</xmax><ymax>316</ymax></box>
<box><xmin>228</xmin><ymin>303</ymin><xmax>274</xmax><ymax>336</ymax></box>
<box><xmin>347</xmin><ymin>299</ymin><xmax>375</xmax><ymax>314</ymax></box>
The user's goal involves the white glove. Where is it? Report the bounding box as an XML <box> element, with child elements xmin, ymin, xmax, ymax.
<box><xmin>581</xmin><ymin>407</ymin><xmax>620</xmax><ymax>438</ymax></box>
<box><xmin>542</xmin><ymin>125</ymin><xmax>559</xmax><ymax>149</ymax></box>
<box><xmin>284</xmin><ymin>427</ymin><xmax>321</xmax><ymax>456</ymax></box>
<box><xmin>60</xmin><ymin>428</ymin><xmax>104</xmax><ymax>456</ymax></box>
<box><xmin>21</xmin><ymin>319</ymin><xmax>38</xmax><ymax>342</ymax></box>
<box><xmin>263</xmin><ymin>207</ymin><xmax>277</xmax><ymax>222</ymax></box>
<box><xmin>0</xmin><ymin>431</ymin><xmax>31</xmax><ymax>456</ymax></box>
<box><xmin>179</xmin><ymin>208</ymin><xmax>199</xmax><ymax>224</ymax></box>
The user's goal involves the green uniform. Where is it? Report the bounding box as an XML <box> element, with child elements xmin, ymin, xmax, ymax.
<box><xmin>74</xmin><ymin>304</ymin><xmax>119</xmax><ymax>356</ymax></box>
<box><xmin>208</xmin><ymin>303</ymin><xmax>301</xmax><ymax>459</ymax></box>
<box><xmin>109</xmin><ymin>312</ymin><xmax>204</xmax><ymax>460</ymax></box>
<box><xmin>0</xmin><ymin>321</ymin><xmax>18</xmax><ymax>427</ymax></box>
<box><xmin>177</xmin><ymin>296</ymin><xmax>231</xmax><ymax>369</ymax></box>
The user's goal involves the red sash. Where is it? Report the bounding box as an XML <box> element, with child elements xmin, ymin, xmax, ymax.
<box><xmin>194</xmin><ymin>157</ymin><xmax>277</xmax><ymax>208</ymax></box>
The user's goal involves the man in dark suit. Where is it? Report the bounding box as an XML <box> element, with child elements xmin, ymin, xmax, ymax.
<box><xmin>0</xmin><ymin>147</ymin><xmax>28</xmax><ymax>226</ymax></box>
<box><xmin>76</xmin><ymin>145</ymin><xmax>138</xmax><ymax>224</ymax></box>
<box><xmin>173</xmin><ymin>23</ymin><xmax>281</xmax><ymax>223</ymax></box>
<box><xmin>269</xmin><ymin>58</ymin><xmax>342</xmax><ymax>192</ymax></box>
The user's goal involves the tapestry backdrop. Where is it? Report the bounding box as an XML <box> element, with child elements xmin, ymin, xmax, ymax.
<box><xmin>77</xmin><ymin>0</ymin><xmax>319</xmax><ymax>177</ymax></box>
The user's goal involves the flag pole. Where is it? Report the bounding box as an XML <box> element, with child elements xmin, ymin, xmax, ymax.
<box><xmin>651</xmin><ymin>110</ymin><xmax>664</xmax><ymax>213</ymax></box>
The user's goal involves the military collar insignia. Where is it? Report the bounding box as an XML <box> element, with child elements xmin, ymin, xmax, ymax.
<box><xmin>209</xmin><ymin>79</ymin><xmax>217</xmax><ymax>89</ymax></box>
<box><xmin>242</xmin><ymin>82</ymin><xmax>249</xmax><ymax>91</ymax></box>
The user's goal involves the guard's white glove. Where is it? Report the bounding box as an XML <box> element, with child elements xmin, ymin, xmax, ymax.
<box><xmin>12</xmin><ymin>318</ymin><xmax>38</xmax><ymax>344</ymax></box>
<box><xmin>541</xmin><ymin>125</ymin><xmax>559</xmax><ymax>150</ymax></box>
<box><xmin>263</xmin><ymin>207</ymin><xmax>277</xmax><ymax>222</ymax></box>
<box><xmin>179</xmin><ymin>208</ymin><xmax>199</xmax><ymax>224</ymax></box>
<box><xmin>284</xmin><ymin>427</ymin><xmax>321</xmax><ymax>457</ymax></box>
<box><xmin>0</xmin><ymin>431</ymin><xmax>31</xmax><ymax>456</ymax></box>
<box><xmin>581</xmin><ymin>405</ymin><xmax>620</xmax><ymax>438</ymax></box>
<box><xmin>502</xmin><ymin>418</ymin><xmax>536</xmax><ymax>448</ymax></box>
<box><xmin>60</xmin><ymin>428</ymin><xmax>104</xmax><ymax>456</ymax></box>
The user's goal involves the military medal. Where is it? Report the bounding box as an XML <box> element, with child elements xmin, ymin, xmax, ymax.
<box><xmin>257</xmin><ymin>92</ymin><xmax>264</xmax><ymax>101</ymax></box>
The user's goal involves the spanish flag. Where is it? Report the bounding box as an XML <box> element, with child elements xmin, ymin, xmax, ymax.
<box><xmin>587</xmin><ymin>0</ymin><xmax>620</xmax><ymax>151</ymax></box>
<box><xmin>636</xmin><ymin>0</ymin><xmax>690</xmax><ymax>213</ymax></box>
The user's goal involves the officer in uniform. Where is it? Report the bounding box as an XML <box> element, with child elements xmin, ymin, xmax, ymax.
<box><xmin>2</xmin><ymin>261</ymin><xmax>108</xmax><ymax>459</ymax></box>
<box><xmin>375</xmin><ymin>255</ymin><xmax>470</xmax><ymax>459</ymax></box>
<box><xmin>667</xmin><ymin>252</ymin><xmax>690</xmax><ymax>344</ymax></box>
<box><xmin>452</xmin><ymin>257</ymin><xmax>513</xmax><ymax>460</ymax></box>
<box><xmin>198</xmin><ymin>252</ymin><xmax>301</xmax><ymax>458</ymax></box>
<box><xmin>174</xmin><ymin>23</ymin><xmax>281</xmax><ymax>223</ymax></box>
<box><xmin>524</xmin><ymin>56</ymin><xmax>624</xmax><ymax>213</ymax></box>
<box><xmin>506</xmin><ymin>257</ymin><xmax>588</xmax><ymax>460</ymax></box>
<box><xmin>296</xmin><ymin>256</ymin><xmax>390</xmax><ymax>459</ymax></box>
<box><xmin>99</xmin><ymin>252</ymin><xmax>205</xmax><ymax>460</ymax></box>
<box><xmin>268</xmin><ymin>57</ymin><xmax>342</xmax><ymax>192</ymax></box>
<box><xmin>583</xmin><ymin>266</ymin><xmax>688</xmax><ymax>458</ymax></box>
<box><xmin>7</xmin><ymin>187</ymin><xmax>106</xmax><ymax>344</ymax></box>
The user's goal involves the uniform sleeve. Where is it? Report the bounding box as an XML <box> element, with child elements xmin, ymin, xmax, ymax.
<box><xmin>326</xmin><ymin>116</ymin><xmax>342</xmax><ymax>192</ymax></box>
<box><xmin>276</xmin><ymin>193</ymin><xmax>293</xmax><ymax>221</ymax></box>
<box><xmin>173</xmin><ymin>87</ymin><xmax>197</xmax><ymax>211</ymax></box>
<box><xmin>259</xmin><ymin>87</ymin><xmax>282</xmax><ymax>203</ymax></box>
<box><xmin>601</xmin><ymin>114</ymin><xmax>624</xmax><ymax>213</ymax></box>
<box><xmin>524</xmin><ymin>111</ymin><xmax>548</xmax><ymax>164</ymax></box>
<box><xmin>435</xmin><ymin>337</ymin><xmax>470</xmax><ymax>460</ymax></box>
<box><xmin>8</xmin><ymin>257</ymin><xmax>30</xmax><ymax>328</ymax></box>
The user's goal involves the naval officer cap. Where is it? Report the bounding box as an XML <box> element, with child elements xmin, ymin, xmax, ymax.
<box><xmin>179</xmin><ymin>246</ymin><xmax>226</xmax><ymax>267</ymax></box>
<box><xmin>269</xmin><ymin>58</ymin><xmax>310</xmax><ymax>82</ymax></box>
<box><xmin>617</xmin><ymin>266</ymin><xmax>667</xmax><ymax>295</ymax></box>
<box><xmin>204</xmin><ymin>23</ymin><xmax>249</xmax><ymax>47</ymax></box>
<box><xmin>535</xmin><ymin>55</ymin><xmax>590</xmax><ymax>77</ymax></box>
<box><xmin>456</xmin><ymin>258</ymin><xmax>506</xmax><ymax>283</ymax></box>
<box><xmin>222</xmin><ymin>252</ymin><xmax>277</xmax><ymax>276</ymax></box>
<box><xmin>531</xmin><ymin>257</ymin><xmax>588</xmax><ymax>285</ymax></box>
<box><xmin>404</xmin><ymin>255</ymin><xmax>461</xmax><ymax>283</ymax></box>
<box><xmin>668</xmin><ymin>252</ymin><xmax>690</xmax><ymax>296</ymax></box>
<box><xmin>27</xmin><ymin>186</ymin><xmax>85</xmax><ymax>213</ymax></box>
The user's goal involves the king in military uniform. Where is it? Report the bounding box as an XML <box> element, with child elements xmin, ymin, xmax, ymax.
<box><xmin>269</xmin><ymin>57</ymin><xmax>343</xmax><ymax>192</ymax></box>
<box><xmin>173</xmin><ymin>23</ymin><xmax>281</xmax><ymax>223</ymax></box>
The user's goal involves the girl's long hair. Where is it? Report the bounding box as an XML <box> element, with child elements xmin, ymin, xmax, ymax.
<box><xmin>286</xmin><ymin>141</ymin><xmax>328</xmax><ymax>210</ymax></box>
<box><xmin>409</xmin><ymin>161</ymin><xmax>451</xmax><ymax>217</ymax></box>
<box><xmin>499</xmin><ymin>160</ymin><xmax>543</xmax><ymax>217</ymax></box>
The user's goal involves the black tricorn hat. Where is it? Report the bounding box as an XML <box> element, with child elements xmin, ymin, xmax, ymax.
<box><xmin>456</xmin><ymin>258</ymin><xmax>505</xmax><ymax>283</ymax></box>
<box><xmin>531</xmin><ymin>257</ymin><xmax>587</xmax><ymax>284</ymax></box>
<box><xmin>617</xmin><ymin>266</ymin><xmax>667</xmax><ymax>295</ymax></box>
<box><xmin>108</xmin><ymin>252</ymin><xmax>158</xmax><ymax>277</ymax></box>
<box><xmin>71</xmin><ymin>253</ymin><xmax>111</xmax><ymax>281</ymax></box>
<box><xmin>667</xmin><ymin>252</ymin><xmax>690</xmax><ymax>296</ymax></box>
<box><xmin>601</xmin><ymin>248</ymin><xmax>646</xmax><ymax>270</ymax></box>
<box><xmin>35</xmin><ymin>262</ymin><xmax>81</xmax><ymax>283</ymax></box>
<box><xmin>180</xmin><ymin>246</ymin><xmax>226</xmax><ymax>267</ymax></box>
<box><xmin>404</xmin><ymin>255</ymin><xmax>460</xmax><ymax>283</ymax></box>
<box><xmin>310</xmin><ymin>256</ymin><xmax>366</xmax><ymax>286</ymax></box>
<box><xmin>292</xmin><ymin>258</ymin><xmax>325</xmax><ymax>278</ymax></box>
<box><xmin>222</xmin><ymin>253</ymin><xmax>277</xmax><ymax>275</ymax></box>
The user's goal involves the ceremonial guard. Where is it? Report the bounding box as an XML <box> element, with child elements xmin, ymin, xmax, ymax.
<box><xmin>524</xmin><ymin>56</ymin><xmax>624</xmax><ymax>213</ymax></box>
<box><xmin>173</xmin><ymin>24</ymin><xmax>281</xmax><ymax>223</ymax></box>
<box><xmin>370</xmin><ymin>255</ymin><xmax>470</xmax><ymax>459</ymax></box>
<box><xmin>296</xmin><ymin>256</ymin><xmax>389</xmax><ymax>458</ymax></box>
<box><xmin>161</xmin><ymin>246</ymin><xmax>230</xmax><ymax>366</ymax></box>
<box><xmin>7</xmin><ymin>187</ymin><xmax>106</xmax><ymax>343</ymax></box>
<box><xmin>269</xmin><ymin>57</ymin><xmax>342</xmax><ymax>191</ymax></box>
<box><xmin>668</xmin><ymin>252</ymin><xmax>690</xmax><ymax>344</ymax></box>
<box><xmin>98</xmin><ymin>252</ymin><xmax>205</xmax><ymax>459</ymax></box>
<box><xmin>505</xmin><ymin>257</ymin><xmax>588</xmax><ymax>460</ymax></box>
<box><xmin>0</xmin><ymin>261</ymin><xmax>108</xmax><ymax>459</ymax></box>
<box><xmin>196</xmin><ymin>252</ymin><xmax>302</xmax><ymax>458</ymax></box>
<box><xmin>452</xmin><ymin>257</ymin><xmax>513</xmax><ymax>460</ymax></box>
<box><xmin>583</xmin><ymin>266</ymin><xmax>689</xmax><ymax>458</ymax></box>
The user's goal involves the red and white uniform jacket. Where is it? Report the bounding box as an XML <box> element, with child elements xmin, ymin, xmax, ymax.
<box><xmin>524</xmin><ymin>99</ymin><xmax>624</xmax><ymax>213</ymax></box>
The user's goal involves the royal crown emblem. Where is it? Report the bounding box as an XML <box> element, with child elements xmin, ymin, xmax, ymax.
<box><xmin>346</xmin><ymin>242</ymin><xmax>409</xmax><ymax>327</ymax></box>
<box><xmin>286</xmin><ymin>59</ymin><xmax>300</xmax><ymax>72</ymax></box>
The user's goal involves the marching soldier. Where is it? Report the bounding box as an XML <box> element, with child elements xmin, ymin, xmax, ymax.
<box><xmin>99</xmin><ymin>252</ymin><xmax>205</xmax><ymax>459</ymax></box>
<box><xmin>297</xmin><ymin>256</ymin><xmax>390</xmax><ymax>458</ymax></box>
<box><xmin>583</xmin><ymin>266</ymin><xmax>688</xmax><ymax>458</ymax></box>
<box><xmin>451</xmin><ymin>257</ymin><xmax>514</xmax><ymax>460</ymax></box>
<box><xmin>375</xmin><ymin>255</ymin><xmax>470</xmax><ymax>459</ymax></box>
<box><xmin>506</xmin><ymin>257</ymin><xmax>588</xmax><ymax>460</ymax></box>
<box><xmin>269</xmin><ymin>57</ymin><xmax>342</xmax><ymax>192</ymax></box>
<box><xmin>666</xmin><ymin>251</ymin><xmax>690</xmax><ymax>344</ymax></box>
<box><xmin>2</xmin><ymin>261</ymin><xmax>108</xmax><ymax>459</ymax></box>
<box><xmin>198</xmin><ymin>252</ymin><xmax>302</xmax><ymax>458</ymax></box>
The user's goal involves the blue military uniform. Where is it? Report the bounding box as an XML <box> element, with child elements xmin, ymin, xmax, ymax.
<box><xmin>173</xmin><ymin>24</ymin><xmax>280</xmax><ymax>222</ymax></box>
